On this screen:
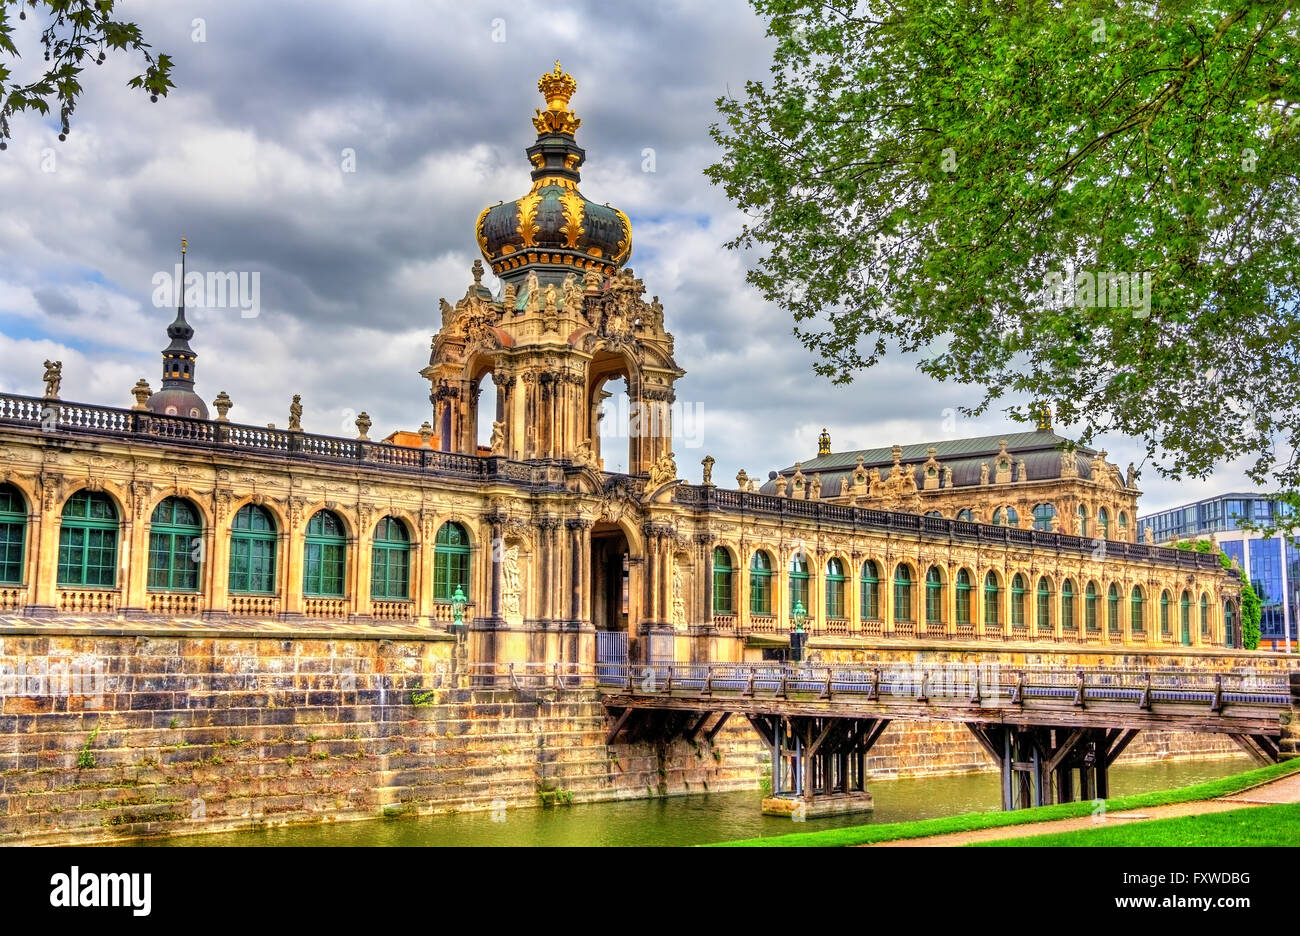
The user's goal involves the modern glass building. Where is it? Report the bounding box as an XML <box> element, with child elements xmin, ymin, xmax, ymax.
<box><xmin>1137</xmin><ymin>493</ymin><xmax>1296</xmax><ymax>651</ymax></box>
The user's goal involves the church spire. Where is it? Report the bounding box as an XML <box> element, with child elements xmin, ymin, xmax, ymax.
<box><xmin>146</xmin><ymin>236</ymin><xmax>209</xmax><ymax>419</ymax></box>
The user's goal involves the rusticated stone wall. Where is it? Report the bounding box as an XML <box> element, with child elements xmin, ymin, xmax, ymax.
<box><xmin>0</xmin><ymin>626</ymin><xmax>765</xmax><ymax>845</ymax></box>
<box><xmin>0</xmin><ymin>624</ymin><xmax>1281</xmax><ymax>844</ymax></box>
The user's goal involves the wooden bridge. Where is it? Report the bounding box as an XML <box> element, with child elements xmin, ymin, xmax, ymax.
<box><xmin>593</xmin><ymin>662</ymin><xmax>1297</xmax><ymax>813</ymax></box>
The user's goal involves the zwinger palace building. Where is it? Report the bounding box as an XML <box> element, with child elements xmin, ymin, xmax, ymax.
<box><xmin>0</xmin><ymin>65</ymin><xmax>1243</xmax><ymax>666</ymax></box>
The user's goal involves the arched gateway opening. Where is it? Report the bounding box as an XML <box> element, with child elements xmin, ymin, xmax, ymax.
<box><xmin>592</xmin><ymin>521</ymin><xmax>632</xmax><ymax>672</ymax></box>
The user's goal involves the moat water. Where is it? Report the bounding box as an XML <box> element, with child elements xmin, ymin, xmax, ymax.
<box><xmin>136</xmin><ymin>755</ymin><xmax>1251</xmax><ymax>847</ymax></box>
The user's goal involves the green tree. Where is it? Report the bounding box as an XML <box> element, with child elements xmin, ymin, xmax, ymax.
<box><xmin>0</xmin><ymin>0</ymin><xmax>173</xmax><ymax>146</ymax></box>
<box><xmin>709</xmin><ymin>1</ymin><xmax>1299</xmax><ymax>492</ymax></box>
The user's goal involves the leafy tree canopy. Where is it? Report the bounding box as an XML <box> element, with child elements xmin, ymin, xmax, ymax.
<box><xmin>709</xmin><ymin>1</ymin><xmax>1299</xmax><ymax>497</ymax></box>
<box><xmin>0</xmin><ymin>0</ymin><xmax>172</xmax><ymax>145</ymax></box>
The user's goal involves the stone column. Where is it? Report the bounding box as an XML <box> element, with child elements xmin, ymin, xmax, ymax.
<box><xmin>120</xmin><ymin>483</ymin><xmax>150</xmax><ymax>616</ymax></box>
<box><xmin>282</xmin><ymin>500</ymin><xmax>305</xmax><ymax>618</ymax></box>
<box><xmin>699</xmin><ymin>535</ymin><xmax>713</xmax><ymax>626</ymax></box>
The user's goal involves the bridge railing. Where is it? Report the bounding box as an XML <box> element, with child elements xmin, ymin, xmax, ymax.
<box><xmin>592</xmin><ymin>661</ymin><xmax>1293</xmax><ymax>710</ymax></box>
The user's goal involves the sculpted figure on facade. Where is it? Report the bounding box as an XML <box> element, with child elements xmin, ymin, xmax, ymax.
<box><xmin>645</xmin><ymin>450</ymin><xmax>677</xmax><ymax>492</ymax></box>
<box><xmin>42</xmin><ymin>360</ymin><xmax>62</xmax><ymax>399</ymax></box>
<box><xmin>490</xmin><ymin>421</ymin><xmax>506</xmax><ymax>455</ymax></box>
<box><xmin>670</xmin><ymin>564</ymin><xmax>686</xmax><ymax>628</ymax></box>
<box><xmin>502</xmin><ymin>544</ymin><xmax>523</xmax><ymax>624</ymax></box>
<box><xmin>288</xmin><ymin>395</ymin><xmax>303</xmax><ymax>432</ymax></box>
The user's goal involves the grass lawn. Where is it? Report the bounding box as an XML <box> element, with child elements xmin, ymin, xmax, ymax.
<box><xmin>977</xmin><ymin>802</ymin><xmax>1300</xmax><ymax>847</ymax></box>
<box><xmin>712</xmin><ymin>759</ymin><xmax>1300</xmax><ymax>847</ymax></box>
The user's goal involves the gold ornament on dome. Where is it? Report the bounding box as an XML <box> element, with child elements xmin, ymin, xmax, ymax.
<box><xmin>559</xmin><ymin>189</ymin><xmax>586</xmax><ymax>248</ymax></box>
<box><xmin>516</xmin><ymin>192</ymin><xmax>542</xmax><ymax>247</ymax></box>
<box><xmin>611</xmin><ymin>206</ymin><xmax>633</xmax><ymax>262</ymax></box>
<box><xmin>532</xmin><ymin>61</ymin><xmax>582</xmax><ymax>136</ymax></box>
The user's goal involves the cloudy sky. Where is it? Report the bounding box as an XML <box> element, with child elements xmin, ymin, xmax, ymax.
<box><xmin>0</xmin><ymin>0</ymin><xmax>1266</xmax><ymax>514</ymax></box>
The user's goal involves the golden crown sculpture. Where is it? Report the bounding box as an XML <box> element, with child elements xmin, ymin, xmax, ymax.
<box><xmin>533</xmin><ymin>61</ymin><xmax>581</xmax><ymax>136</ymax></box>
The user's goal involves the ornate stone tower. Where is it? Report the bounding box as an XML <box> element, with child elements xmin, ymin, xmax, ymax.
<box><xmin>146</xmin><ymin>237</ymin><xmax>209</xmax><ymax>419</ymax></box>
<box><xmin>422</xmin><ymin>63</ymin><xmax>682</xmax><ymax>476</ymax></box>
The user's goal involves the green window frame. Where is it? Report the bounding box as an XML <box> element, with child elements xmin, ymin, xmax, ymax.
<box><xmin>1077</xmin><ymin>506</ymin><xmax>1089</xmax><ymax>537</ymax></box>
<box><xmin>788</xmin><ymin>554</ymin><xmax>809</xmax><ymax>615</ymax></box>
<box><xmin>956</xmin><ymin>508</ymin><xmax>974</xmax><ymax>522</ymax></box>
<box><xmin>1130</xmin><ymin>586</ymin><xmax>1144</xmax><ymax>632</ymax></box>
<box><xmin>148</xmin><ymin>496</ymin><xmax>202</xmax><ymax>591</ymax></box>
<box><xmin>229</xmin><ymin>504</ymin><xmax>277</xmax><ymax>594</ymax></box>
<box><xmin>1160</xmin><ymin>590</ymin><xmax>1171</xmax><ymax>634</ymax></box>
<box><xmin>825</xmin><ymin>558</ymin><xmax>845</xmax><ymax>619</ymax></box>
<box><xmin>1010</xmin><ymin>574</ymin><xmax>1027</xmax><ymax>626</ymax></box>
<box><xmin>1085</xmin><ymin>581</ymin><xmax>1099</xmax><ymax>630</ymax></box>
<box><xmin>955</xmin><ymin>568</ymin><xmax>972</xmax><ymax>624</ymax></box>
<box><xmin>371</xmin><ymin>516</ymin><xmax>410</xmax><ymax>600</ymax></box>
<box><xmin>992</xmin><ymin>506</ymin><xmax>1019</xmax><ymax>527</ymax></box>
<box><xmin>1032</xmin><ymin>503</ymin><xmax>1056</xmax><ymax>531</ymax></box>
<box><xmin>1224</xmin><ymin>601</ymin><xmax>1236</xmax><ymax>649</ymax></box>
<box><xmin>433</xmin><ymin>521</ymin><xmax>470</xmax><ymax>602</ymax></box>
<box><xmin>894</xmin><ymin>564</ymin><xmax>913</xmax><ymax>623</ymax></box>
<box><xmin>0</xmin><ymin>483</ymin><xmax>27</xmax><ymax>585</ymax></box>
<box><xmin>1036</xmin><ymin>577</ymin><xmax>1052</xmax><ymax>631</ymax></box>
<box><xmin>1062</xmin><ymin>579</ymin><xmax>1076</xmax><ymax>629</ymax></box>
<box><xmin>57</xmin><ymin>490</ymin><xmax>119</xmax><ymax>587</ymax></box>
<box><xmin>983</xmin><ymin>571</ymin><xmax>1000</xmax><ymax>626</ymax></box>
<box><xmin>925</xmin><ymin>566</ymin><xmax>943</xmax><ymax>624</ymax></box>
<box><xmin>1180</xmin><ymin>590</ymin><xmax>1192</xmax><ymax>644</ymax></box>
<box><xmin>1200</xmin><ymin>594</ymin><xmax>1209</xmax><ymax>636</ymax></box>
<box><xmin>749</xmin><ymin>551</ymin><xmax>772</xmax><ymax>615</ymax></box>
<box><xmin>1107</xmin><ymin>584</ymin><xmax>1120</xmax><ymax>632</ymax></box>
<box><xmin>1098</xmin><ymin>507</ymin><xmax>1110</xmax><ymax>539</ymax></box>
<box><xmin>861</xmin><ymin>560</ymin><xmax>880</xmax><ymax>620</ymax></box>
<box><xmin>712</xmin><ymin>547</ymin><xmax>733</xmax><ymax>614</ymax></box>
<box><xmin>304</xmin><ymin>510</ymin><xmax>347</xmax><ymax>597</ymax></box>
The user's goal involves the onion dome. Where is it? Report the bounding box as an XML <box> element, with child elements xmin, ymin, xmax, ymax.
<box><xmin>146</xmin><ymin>237</ymin><xmax>209</xmax><ymax>420</ymax></box>
<box><xmin>476</xmin><ymin>62</ymin><xmax>632</xmax><ymax>286</ymax></box>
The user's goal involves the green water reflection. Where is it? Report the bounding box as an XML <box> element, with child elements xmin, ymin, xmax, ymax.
<box><xmin>138</xmin><ymin>755</ymin><xmax>1251</xmax><ymax>847</ymax></box>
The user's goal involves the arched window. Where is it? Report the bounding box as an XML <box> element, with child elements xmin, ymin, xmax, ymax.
<box><xmin>925</xmin><ymin>510</ymin><xmax>943</xmax><ymax>518</ymax></box>
<box><xmin>1107</xmin><ymin>583</ymin><xmax>1120</xmax><ymax>632</ymax></box>
<box><xmin>0</xmin><ymin>483</ymin><xmax>27</xmax><ymax>585</ymax></box>
<box><xmin>305</xmin><ymin>510</ymin><xmax>347</xmax><ymax>597</ymax></box>
<box><xmin>1010</xmin><ymin>573</ymin><xmax>1027</xmax><ymax>626</ymax></box>
<box><xmin>861</xmin><ymin>560</ymin><xmax>881</xmax><ymax>620</ymax></box>
<box><xmin>925</xmin><ymin>566</ymin><xmax>943</xmax><ymax>624</ymax></box>
<box><xmin>955</xmin><ymin>568</ymin><xmax>972</xmax><ymax>624</ymax></box>
<box><xmin>148</xmin><ymin>497</ymin><xmax>202</xmax><ymax>591</ymax></box>
<box><xmin>371</xmin><ymin>517</ymin><xmax>410</xmax><ymax>600</ymax></box>
<box><xmin>1130</xmin><ymin>585</ymin><xmax>1144</xmax><ymax>632</ymax></box>
<box><xmin>893</xmin><ymin>564</ymin><xmax>914</xmax><ymax>623</ymax></box>
<box><xmin>1224</xmin><ymin>600</ymin><xmax>1237</xmax><ymax>648</ymax></box>
<box><xmin>1036</xmin><ymin>577</ymin><xmax>1052</xmax><ymax>631</ymax></box>
<box><xmin>1180</xmin><ymin>590</ymin><xmax>1192</xmax><ymax>644</ymax></box>
<box><xmin>1098</xmin><ymin>507</ymin><xmax>1111</xmax><ymax>539</ymax></box>
<box><xmin>956</xmin><ymin>508</ymin><xmax>974</xmax><ymax>522</ymax></box>
<box><xmin>1200</xmin><ymin>593</ymin><xmax>1210</xmax><ymax>637</ymax></box>
<box><xmin>825</xmin><ymin>558</ymin><xmax>846</xmax><ymax>619</ymax></box>
<box><xmin>750</xmin><ymin>551</ymin><xmax>773</xmax><ymax>615</ymax></box>
<box><xmin>1076</xmin><ymin>505</ymin><xmax>1089</xmax><ymax>537</ymax></box>
<box><xmin>983</xmin><ymin>571</ymin><xmax>1000</xmax><ymax>627</ymax></box>
<box><xmin>788</xmin><ymin>553</ymin><xmax>810</xmax><ymax>616</ymax></box>
<box><xmin>1118</xmin><ymin>511</ymin><xmax>1129</xmax><ymax>539</ymax></box>
<box><xmin>230</xmin><ymin>504</ymin><xmax>277</xmax><ymax>593</ymax></box>
<box><xmin>1085</xmin><ymin>581</ymin><xmax>1099</xmax><ymax>630</ymax></box>
<box><xmin>1160</xmin><ymin>590</ymin><xmax>1171</xmax><ymax>635</ymax></box>
<box><xmin>992</xmin><ymin>506</ymin><xmax>1019</xmax><ymax>527</ymax></box>
<box><xmin>433</xmin><ymin>522</ymin><xmax>470</xmax><ymax>601</ymax></box>
<box><xmin>57</xmin><ymin>491</ymin><xmax>119</xmax><ymax>587</ymax></box>
<box><xmin>1061</xmin><ymin>578</ymin><xmax>1076</xmax><ymax>630</ymax></box>
<box><xmin>1032</xmin><ymin>503</ymin><xmax>1056</xmax><ymax>531</ymax></box>
<box><xmin>712</xmin><ymin>547</ymin><xmax>733</xmax><ymax>614</ymax></box>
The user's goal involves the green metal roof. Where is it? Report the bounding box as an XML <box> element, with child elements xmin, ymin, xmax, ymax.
<box><xmin>785</xmin><ymin>429</ymin><xmax>1092</xmax><ymax>473</ymax></box>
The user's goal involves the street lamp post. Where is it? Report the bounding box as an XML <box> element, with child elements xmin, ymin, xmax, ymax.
<box><xmin>450</xmin><ymin>584</ymin><xmax>468</xmax><ymax>630</ymax></box>
<box><xmin>790</xmin><ymin>599</ymin><xmax>808</xmax><ymax>662</ymax></box>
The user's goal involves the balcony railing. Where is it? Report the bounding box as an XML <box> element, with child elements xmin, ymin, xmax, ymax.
<box><xmin>675</xmin><ymin>483</ymin><xmax>1224</xmax><ymax>572</ymax></box>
